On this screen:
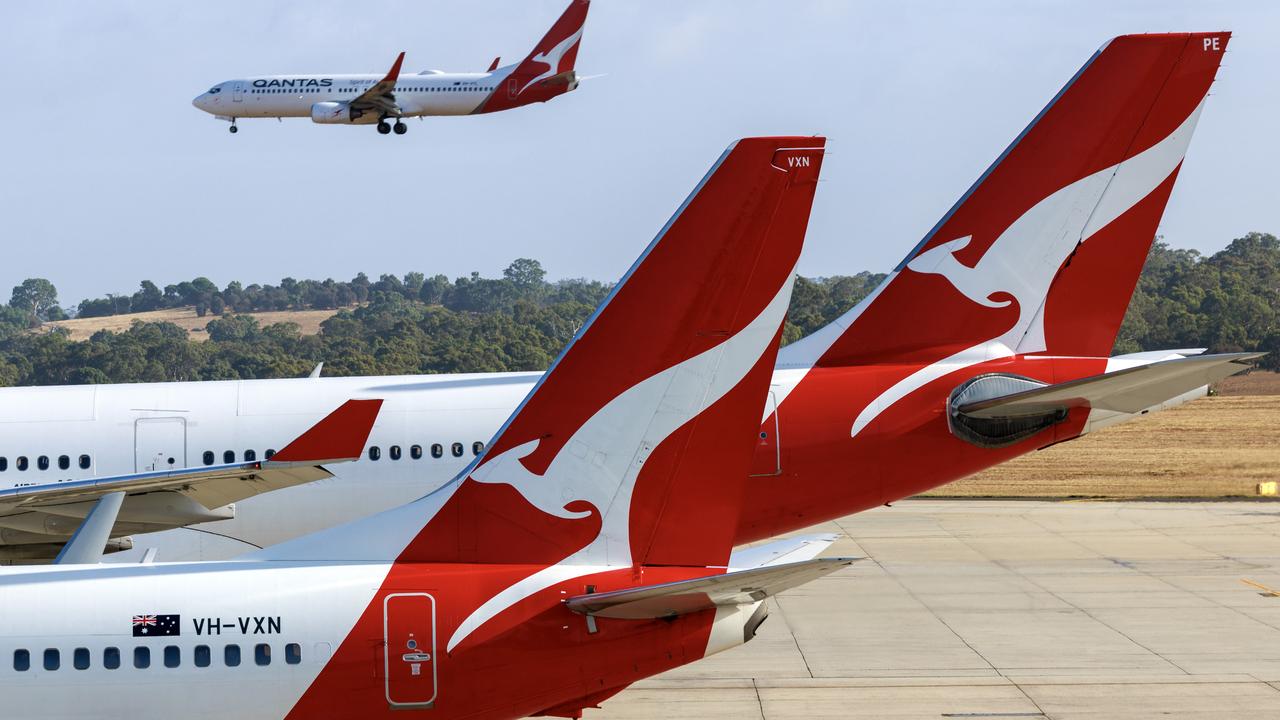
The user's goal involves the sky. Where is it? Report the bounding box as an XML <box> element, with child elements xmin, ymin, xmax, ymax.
<box><xmin>1</xmin><ymin>1</ymin><xmax>1277</xmax><ymax>308</ymax></box>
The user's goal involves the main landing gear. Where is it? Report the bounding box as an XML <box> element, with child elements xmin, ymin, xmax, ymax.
<box><xmin>377</xmin><ymin>119</ymin><xmax>408</xmax><ymax>135</ymax></box>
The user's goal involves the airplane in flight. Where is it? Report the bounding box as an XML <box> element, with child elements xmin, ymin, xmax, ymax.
<box><xmin>192</xmin><ymin>0</ymin><xmax>590</xmax><ymax>134</ymax></box>
<box><xmin>0</xmin><ymin>136</ymin><xmax>849</xmax><ymax>720</ymax></box>
<box><xmin>1</xmin><ymin>32</ymin><xmax>1251</xmax><ymax>566</ymax></box>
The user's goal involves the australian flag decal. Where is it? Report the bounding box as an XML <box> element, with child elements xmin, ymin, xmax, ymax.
<box><xmin>132</xmin><ymin>614</ymin><xmax>180</xmax><ymax>637</ymax></box>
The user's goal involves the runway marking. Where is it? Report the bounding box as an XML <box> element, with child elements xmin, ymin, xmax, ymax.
<box><xmin>1241</xmin><ymin>578</ymin><xmax>1280</xmax><ymax>597</ymax></box>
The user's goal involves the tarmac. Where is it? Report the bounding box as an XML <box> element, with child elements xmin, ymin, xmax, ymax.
<box><xmin>588</xmin><ymin>500</ymin><xmax>1280</xmax><ymax>720</ymax></box>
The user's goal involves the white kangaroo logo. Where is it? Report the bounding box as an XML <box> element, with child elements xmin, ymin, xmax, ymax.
<box><xmin>515</xmin><ymin>26</ymin><xmax>584</xmax><ymax>95</ymax></box>
<box><xmin>848</xmin><ymin>100</ymin><xmax>1206</xmax><ymax>438</ymax></box>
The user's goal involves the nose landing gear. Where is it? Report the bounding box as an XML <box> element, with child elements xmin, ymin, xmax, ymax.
<box><xmin>229</xmin><ymin>119</ymin><xmax>238</xmax><ymax>134</ymax></box>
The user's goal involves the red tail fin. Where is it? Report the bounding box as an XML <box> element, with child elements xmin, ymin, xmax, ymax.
<box><xmin>480</xmin><ymin>0</ymin><xmax>590</xmax><ymax>112</ymax></box>
<box><xmin>783</xmin><ymin>33</ymin><xmax>1228</xmax><ymax>370</ymax></box>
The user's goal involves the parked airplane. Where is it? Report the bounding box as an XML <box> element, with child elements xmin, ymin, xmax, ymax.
<box><xmin>3</xmin><ymin>32</ymin><xmax>1250</xmax><ymax>565</ymax></box>
<box><xmin>0</xmin><ymin>135</ymin><xmax>848</xmax><ymax>720</ymax></box>
<box><xmin>192</xmin><ymin>0</ymin><xmax>590</xmax><ymax>134</ymax></box>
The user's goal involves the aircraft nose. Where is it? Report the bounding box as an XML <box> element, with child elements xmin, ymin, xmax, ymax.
<box><xmin>192</xmin><ymin>94</ymin><xmax>206</xmax><ymax>110</ymax></box>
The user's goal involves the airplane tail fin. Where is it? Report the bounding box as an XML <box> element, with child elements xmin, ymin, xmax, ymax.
<box><xmin>481</xmin><ymin>0</ymin><xmax>590</xmax><ymax>111</ymax></box>
<box><xmin>780</xmin><ymin>33</ymin><xmax>1229</xmax><ymax>371</ymax></box>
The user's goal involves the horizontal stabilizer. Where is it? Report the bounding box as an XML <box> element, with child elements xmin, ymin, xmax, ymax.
<box><xmin>728</xmin><ymin>533</ymin><xmax>840</xmax><ymax>570</ymax></box>
<box><xmin>959</xmin><ymin>352</ymin><xmax>1262</xmax><ymax>419</ymax></box>
<box><xmin>565</xmin><ymin>557</ymin><xmax>856</xmax><ymax>619</ymax></box>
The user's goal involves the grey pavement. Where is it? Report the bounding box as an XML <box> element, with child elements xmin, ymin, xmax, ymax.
<box><xmin>588</xmin><ymin>500</ymin><xmax>1280</xmax><ymax>719</ymax></box>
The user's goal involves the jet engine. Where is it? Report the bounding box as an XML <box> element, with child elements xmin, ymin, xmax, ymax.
<box><xmin>310</xmin><ymin>101</ymin><xmax>367</xmax><ymax>124</ymax></box>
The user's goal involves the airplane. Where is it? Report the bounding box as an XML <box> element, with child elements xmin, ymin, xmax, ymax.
<box><xmin>1</xmin><ymin>32</ymin><xmax>1252</xmax><ymax>566</ymax></box>
<box><xmin>192</xmin><ymin>0</ymin><xmax>590</xmax><ymax>134</ymax></box>
<box><xmin>0</xmin><ymin>135</ymin><xmax>849</xmax><ymax>720</ymax></box>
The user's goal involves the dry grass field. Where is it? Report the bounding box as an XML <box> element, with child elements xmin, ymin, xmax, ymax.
<box><xmin>924</xmin><ymin>372</ymin><xmax>1280</xmax><ymax>498</ymax></box>
<box><xmin>45</xmin><ymin>307</ymin><xmax>342</xmax><ymax>341</ymax></box>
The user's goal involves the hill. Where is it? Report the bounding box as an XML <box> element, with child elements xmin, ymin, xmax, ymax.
<box><xmin>45</xmin><ymin>307</ymin><xmax>341</xmax><ymax>342</ymax></box>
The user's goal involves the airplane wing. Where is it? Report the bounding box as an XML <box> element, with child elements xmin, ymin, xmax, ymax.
<box><xmin>958</xmin><ymin>352</ymin><xmax>1263</xmax><ymax>419</ymax></box>
<box><xmin>348</xmin><ymin>52</ymin><xmax>406</xmax><ymax>118</ymax></box>
<box><xmin>0</xmin><ymin>399</ymin><xmax>382</xmax><ymax>561</ymax></box>
<box><xmin>565</xmin><ymin>557</ymin><xmax>856</xmax><ymax>620</ymax></box>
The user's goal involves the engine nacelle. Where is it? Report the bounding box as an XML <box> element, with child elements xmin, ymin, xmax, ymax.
<box><xmin>310</xmin><ymin>101</ymin><xmax>366</xmax><ymax>125</ymax></box>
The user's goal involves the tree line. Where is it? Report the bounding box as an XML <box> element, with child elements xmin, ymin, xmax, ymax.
<box><xmin>2</xmin><ymin>233</ymin><xmax>1275</xmax><ymax>387</ymax></box>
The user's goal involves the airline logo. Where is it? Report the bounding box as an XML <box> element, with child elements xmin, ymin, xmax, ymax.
<box><xmin>252</xmin><ymin>78</ymin><xmax>334</xmax><ymax>88</ymax></box>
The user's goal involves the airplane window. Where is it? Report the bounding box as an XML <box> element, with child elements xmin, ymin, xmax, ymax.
<box><xmin>390</xmin><ymin>445</ymin><xmax>401</xmax><ymax>461</ymax></box>
<box><xmin>194</xmin><ymin>645</ymin><xmax>211</xmax><ymax>668</ymax></box>
<box><xmin>16</xmin><ymin>457</ymin><xmax>27</xmax><ymax>471</ymax></box>
<box><xmin>79</xmin><ymin>454</ymin><xmax>90</xmax><ymax>469</ymax></box>
<box><xmin>410</xmin><ymin>444</ymin><xmax>423</xmax><ymax>460</ymax></box>
<box><xmin>368</xmin><ymin>446</ymin><xmax>381</xmax><ymax>461</ymax></box>
<box><xmin>0</xmin><ymin>457</ymin><xmax>7</xmax><ymax>472</ymax></box>
<box><xmin>285</xmin><ymin>643</ymin><xmax>301</xmax><ymax>665</ymax></box>
<box><xmin>244</xmin><ymin>449</ymin><xmax>257</xmax><ymax>462</ymax></box>
<box><xmin>164</xmin><ymin>646</ymin><xmax>180</xmax><ymax>668</ymax></box>
<box><xmin>224</xmin><ymin>644</ymin><xmax>241</xmax><ymax>667</ymax></box>
<box><xmin>44</xmin><ymin>649</ymin><xmax>59</xmax><ymax>671</ymax></box>
<box><xmin>431</xmin><ymin>443</ymin><xmax>443</xmax><ymax>459</ymax></box>
<box><xmin>265</xmin><ymin>449</ymin><xmax>276</xmax><ymax>459</ymax></box>
<box><xmin>58</xmin><ymin>455</ymin><xmax>69</xmax><ymax>470</ymax></box>
<box><xmin>203</xmin><ymin>451</ymin><xmax>214</xmax><ymax>466</ymax></box>
<box><xmin>12</xmin><ymin>649</ymin><xmax>28</xmax><ymax>672</ymax></box>
<box><xmin>255</xmin><ymin>644</ymin><xmax>271</xmax><ymax>666</ymax></box>
<box><xmin>451</xmin><ymin>442</ymin><xmax>464</xmax><ymax>458</ymax></box>
<box><xmin>73</xmin><ymin>647</ymin><xmax>90</xmax><ymax>670</ymax></box>
<box><xmin>224</xmin><ymin>450</ymin><xmax>235</xmax><ymax>464</ymax></box>
<box><xmin>103</xmin><ymin>647</ymin><xmax>120</xmax><ymax>670</ymax></box>
<box><xmin>134</xmin><ymin>647</ymin><xmax>150</xmax><ymax>669</ymax></box>
<box><xmin>37</xmin><ymin>456</ymin><xmax>49</xmax><ymax>471</ymax></box>
<box><xmin>472</xmin><ymin>441</ymin><xmax>485</xmax><ymax>456</ymax></box>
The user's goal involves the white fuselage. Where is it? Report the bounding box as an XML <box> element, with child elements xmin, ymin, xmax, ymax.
<box><xmin>193</xmin><ymin>70</ymin><xmax>508</xmax><ymax>120</ymax></box>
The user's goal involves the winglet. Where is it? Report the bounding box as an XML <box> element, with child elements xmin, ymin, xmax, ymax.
<box><xmin>269</xmin><ymin>399</ymin><xmax>383</xmax><ymax>464</ymax></box>
<box><xmin>382</xmin><ymin>52</ymin><xmax>406</xmax><ymax>84</ymax></box>
<box><xmin>488</xmin><ymin>56</ymin><xmax>501</xmax><ymax>72</ymax></box>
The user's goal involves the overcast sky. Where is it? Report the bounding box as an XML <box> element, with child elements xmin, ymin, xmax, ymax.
<box><xmin>1</xmin><ymin>1</ymin><xmax>1276</xmax><ymax>307</ymax></box>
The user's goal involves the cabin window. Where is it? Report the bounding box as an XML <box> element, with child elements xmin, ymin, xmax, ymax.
<box><xmin>103</xmin><ymin>647</ymin><xmax>120</xmax><ymax>670</ymax></box>
<box><xmin>410</xmin><ymin>444</ymin><xmax>423</xmax><ymax>460</ymax></box>
<box><xmin>472</xmin><ymin>441</ymin><xmax>485</xmax><ymax>456</ymax></box>
<box><xmin>133</xmin><ymin>647</ymin><xmax>150</xmax><ymax>669</ymax></box>
<box><xmin>285</xmin><ymin>643</ymin><xmax>302</xmax><ymax>665</ymax></box>
<box><xmin>194</xmin><ymin>645</ymin><xmax>211</xmax><ymax>668</ymax></box>
<box><xmin>37</xmin><ymin>456</ymin><xmax>49</xmax><ymax>471</ymax></box>
<box><xmin>12</xmin><ymin>649</ymin><xmax>28</xmax><ymax>672</ymax></box>
<box><xmin>58</xmin><ymin>455</ymin><xmax>70</xmax><ymax>470</ymax></box>
<box><xmin>43</xmin><ymin>648</ymin><xmax>60</xmax><ymax>671</ymax></box>
<box><xmin>203</xmin><ymin>451</ymin><xmax>215</xmax><ymax>466</ymax></box>
<box><xmin>224</xmin><ymin>644</ymin><xmax>241</xmax><ymax>667</ymax></box>
<box><xmin>389</xmin><ymin>445</ymin><xmax>401</xmax><ymax>461</ymax></box>
<box><xmin>451</xmin><ymin>442</ymin><xmax>464</xmax><ymax>458</ymax></box>
<box><xmin>79</xmin><ymin>454</ymin><xmax>91</xmax><ymax>470</ymax></box>
<box><xmin>255</xmin><ymin>644</ymin><xmax>271</xmax><ymax>666</ymax></box>
<box><xmin>0</xmin><ymin>457</ymin><xmax>7</xmax><ymax>472</ymax></box>
<box><xmin>244</xmin><ymin>449</ymin><xmax>256</xmax><ymax>462</ymax></box>
<box><xmin>264</xmin><ymin>449</ymin><xmax>276</xmax><ymax>460</ymax></box>
<box><xmin>16</xmin><ymin>457</ymin><xmax>27</xmax><ymax>471</ymax></box>
<box><xmin>224</xmin><ymin>450</ymin><xmax>235</xmax><ymax>464</ymax></box>
<box><xmin>431</xmin><ymin>443</ymin><xmax>443</xmax><ymax>459</ymax></box>
<box><xmin>164</xmin><ymin>646</ymin><xmax>180</xmax><ymax>668</ymax></box>
<box><xmin>368</xmin><ymin>446</ymin><xmax>381</xmax><ymax>461</ymax></box>
<box><xmin>73</xmin><ymin>647</ymin><xmax>90</xmax><ymax>670</ymax></box>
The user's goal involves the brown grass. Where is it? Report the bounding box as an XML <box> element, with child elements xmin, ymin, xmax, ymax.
<box><xmin>1215</xmin><ymin>370</ymin><xmax>1280</xmax><ymax>396</ymax></box>
<box><xmin>45</xmin><ymin>307</ymin><xmax>342</xmax><ymax>342</ymax></box>
<box><xmin>924</xmin><ymin>393</ymin><xmax>1280</xmax><ymax>498</ymax></box>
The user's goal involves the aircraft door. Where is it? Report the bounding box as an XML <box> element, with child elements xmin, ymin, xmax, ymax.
<box><xmin>749</xmin><ymin>391</ymin><xmax>782</xmax><ymax>477</ymax></box>
<box><xmin>507</xmin><ymin>77</ymin><xmax>519</xmax><ymax>99</ymax></box>
<box><xmin>384</xmin><ymin>593</ymin><xmax>437</xmax><ymax>709</ymax></box>
<box><xmin>134</xmin><ymin>417</ymin><xmax>187</xmax><ymax>472</ymax></box>
<box><xmin>232</xmin><ymin>82</ymin><xmax>244</xmax><ymax>102</ymax></box>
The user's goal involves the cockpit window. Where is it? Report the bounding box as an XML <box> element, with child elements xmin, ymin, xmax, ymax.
<box><xmin>208</xmin><ymin>87</ymin><xmax>221</xmax><ymax>94</ymax></box>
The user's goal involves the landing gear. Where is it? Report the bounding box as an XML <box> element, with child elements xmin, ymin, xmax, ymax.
<box><xmin>393</xmin><ymin>121</ymin><xmax>407</xmax><ymax>135</ymax></box>
<box><xmin>377</xmin><ymin>121</ymin><xmax>391</xmax><ymax>135</ymax></box>
<box><xmin>229</xmin><ymin>119</ymin><xmax>238</xmax><ymax>134</ymax></box>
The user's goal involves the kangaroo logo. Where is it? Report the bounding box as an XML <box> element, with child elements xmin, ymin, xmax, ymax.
<box><xmin>848</xmin><ymin>100</ymin><xmax>1207</xmax><ymax>438</ymax></box>
<box><xmin>447</xmin><ymin>279</ymin><xmax>795</xmax><ymax>652</ymax></box>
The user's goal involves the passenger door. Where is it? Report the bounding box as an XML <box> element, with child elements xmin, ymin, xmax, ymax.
<box><xmin>134</xmin><ymin>417</ymin><xmax>186</xmax><ymax>472</ymax></box>
<box><xmin>383</xmin><ymin>592</ymin><xmax>437</xmax><ymax>709</ymax></box>
<box><xmin>232</xmin><ymin>81</ymin><xmax>244</xmax><ymax>103</ymax></box>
